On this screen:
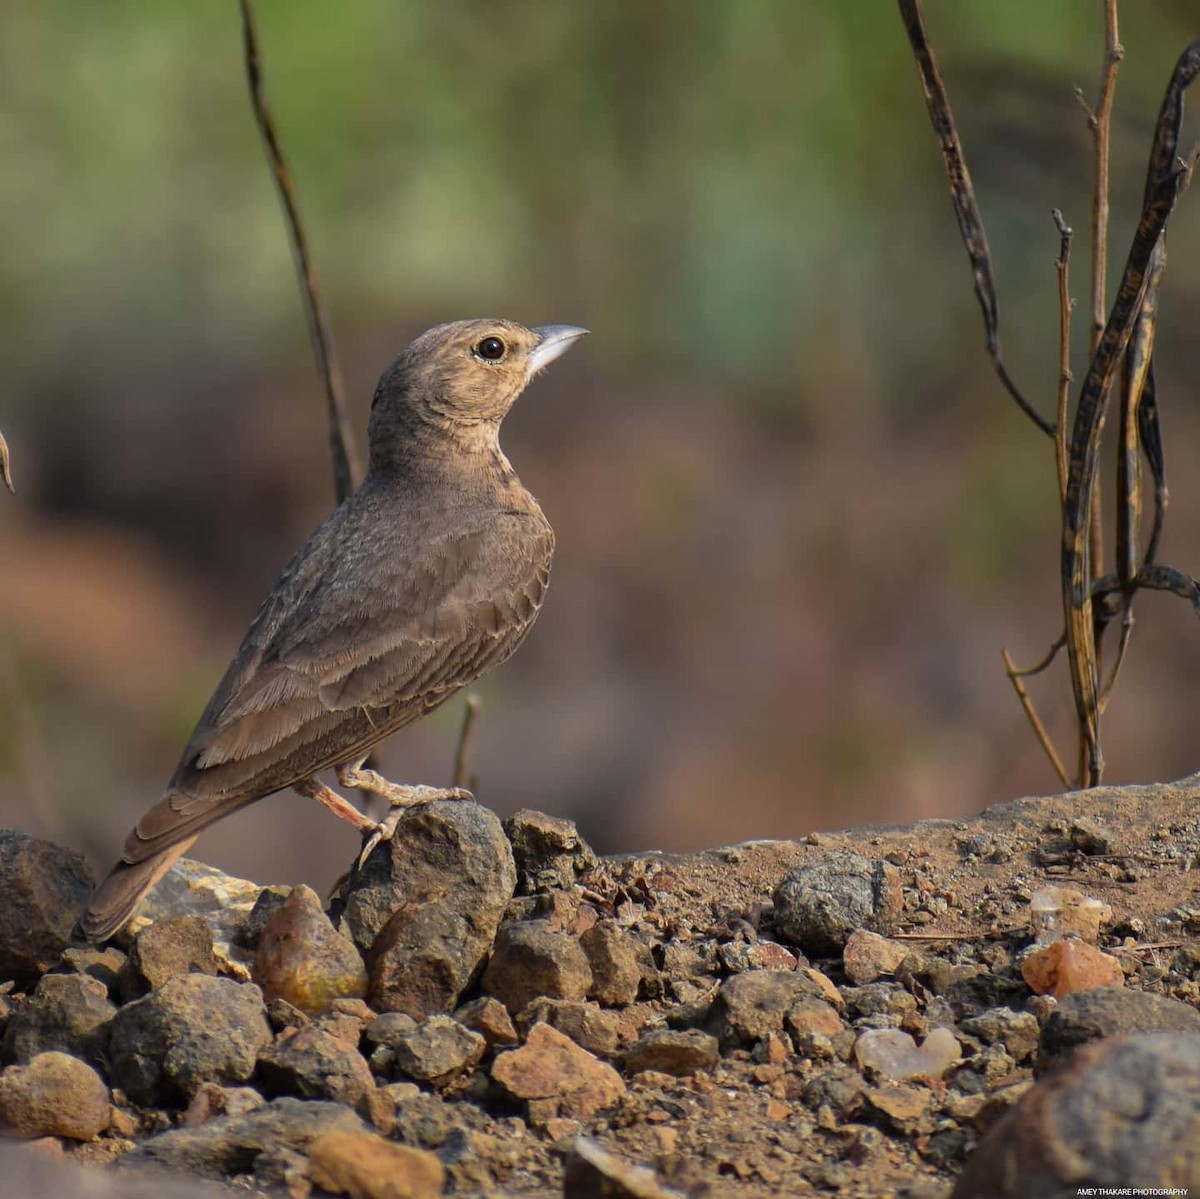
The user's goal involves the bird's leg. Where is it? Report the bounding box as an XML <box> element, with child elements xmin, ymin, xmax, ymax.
<box><xmin>294</xmin><ymin>776</ymin><xmax>375</xmax><ymax>832</ymax></box>
<box><xmin>335</xmin><ymin>759</ymin><xmax>474</xmax><ymax>865</ymax></box>
<box><xmin>335</xmin><ymin>762</ymin><xmax>473</xmax><ymax>809</ymax></box>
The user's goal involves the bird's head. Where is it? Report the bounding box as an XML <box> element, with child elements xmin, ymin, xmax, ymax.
<box><xmin>368</xmin><ymin>319</ymin><xmax>587</xmax><ymax>470</ymax></box>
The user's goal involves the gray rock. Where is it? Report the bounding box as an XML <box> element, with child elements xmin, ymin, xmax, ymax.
<box><xmin>257</xmin><ymin>1024</ymin><xmax>374</xmax><ymax>1108</ymax></box>
<box><xmin>0</xmin><ymin>1050</ymin><xmax>110</xmax><ymax>1140</ymax></box>
<box><xmin>363</xmin><ymin>1011</ymin><xmax>418</xmax><ymax>1049</ymax></box>
<box><xmin>580</xmin><ymin>919</ymin><xmax>646</xmax><ymax>1006</ymax></box>
<box><xmin>773</xmin><ymin>850</ymin><xmax>902</xmax><ymax>955</ymax></box>
<box><xmin>563</xmin><ymin>1136</ymin><xmax>683</xmax><ymax>1199</ymax></box>
<box><xmin>0</xmin><ymin>830</ymin><xmax>93</xmax><ymax>983</ymax></box>
<box><xmin>844</xmin><ymin>982</ymin><xmax>918</xmax><ymax>1023</ymax></box>
<box><xmin>393</xmin><ymin>1015</ymin><xmax>486</xmax><ymax>1087</ymax></box>
<box><xmin>135</xmin><ymin>858</ymin><xmax>282</xmax><ymax>967</ymax></box>
<box><xmin>482</xmin><ymin>919</ymin><xmax>593</xmax><ymax>1013</ymax></box>
<box><xmin>108</xmin><ymin>974</ymin><xmax>271</xmax><ymax>1106</ymax></box>
<box><xmin>53</xmin><ymin>945</ymin><xmax>126</xmax><ymax>992</ymax></box>
<box><xmin>503</xmin><ymin>809</ymin><xmax>598</xmax><ymax>893</ymax></box>
<box><xmin>2</xmin><ymin>971</ymin><xmax>116</xmax><ymax>1067</ymax></box>
<box><xmin>335</xmin><ymin>801</ymin><xmax>515</xmax><ymax>1018</ymax></box>
<box><xmin>960</xmin><ymin>1007</ymin><xmax>1040</xmax><ymax>1064</ymax></box>
<box><xmin>952</xmin><ymin>1033</ymin><xmax>1200</xmax><ymax>1198</ymax></box>
<box><xmin>119</xmin><ymin>915</ymin><xmax>218</xmax><ymax>1000</ymax></box>
<box><xmin>1038</xmin><ymin>987</ymin><xmax>1200</xmax><ymax>1070</ymax></box>
<box><xmin>128</xmin><ymin>1096</ymin><xmax>365</xmax><ymax>1178</ymax></box>
<box><xmin>707</xmin><ymin>969</ymin><xmax>830</xmax><ymax>1048</ymax></box>
<box><xmin>623</xmin><ymin>1028</ymin><xmax>719</xmax><ymax>1076</ymax></box>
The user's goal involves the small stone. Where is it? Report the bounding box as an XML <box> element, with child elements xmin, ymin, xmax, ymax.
<box><xmin>854</xmin><ymin>1027</ymin><xmax>961</xmax><ymax>1081</ymax></box>
<box><xmin>257</xmin><ymin>1024</ymin><xmax>375</xmax><ymax>1109</ymax></box>
<box><xmin>960</xmin><ymin>1008</ymin><xmax>1040</xmax><ymax>1064</ymax></box>
<box><xmin>545</xmin><ymin>1116</ymin><xmax>583</xmax><ymax>1141</ymax></box>
<box><xmin>708</xmin><ymin>969</ymin><xmax>832</xmax><ymax>1048</ymax></box>
<box><xmin>393</xmin><ymin>1015</ymin><xmax>485</xmax><ymax>1088</ymax></box>
<box><xmin>863</xmin><ymin>1083</ymin><xmax>932</xmax><ymax>1134</ymax></box>
<box><xmin>129</xmin><ymin>1096</ymin><xmax>366</xmax><ymax>1177</ymax></box>
<box><xmin>266</xmin><ymin>996</ymin><xmax>310</xmax><ymax>1032</ymax></box>
<box><xmin>482</xmin><ymin>920</ymin><xmax>592</xmax><ymax>1014</ymax></box>
<box><xmin>53</xmin><ymin>945</ymin><xmax>126</xmax><ymax>991</ymax></box>
<box><xmin>951</xmin><ymin>1034</ymin><xmax>1200</xmax><ymax>1198</ymax></box>
<box><xmin>120</xmin><ymin>915</ymin><xmax>218</xmax><ymax>999</ymax></box>
<box><xmin>253</xmin><ymin>884</ymin><xmax>368</xmax><ymax>1015</ymax></box>
<box><xmin>773</xmin><ymin>851</ymin><xmax>902</xmax><ymax>956</ymax></box>
<box><xmin>563</xmin><ymin>1135</ymin><xmax>684</xmax><ymax>1199</ymax></box>
<box><xmin>1038</xmin><ymin>987</ymin><xmax>1200</xmax><ymax>1068</ymax></box>
<box><xmin>623</xmin><ymin>1028</ymin><xmax>719</xmax><ymax>1076</ymax></box>
<box><xmin>1021</xmin><ymin>939</ymin><xmax>1124</xmax><ymax>998</ymax></box>
<box><xmin>309</xmin><ymin>1128</ymin><xmax>445</xmax><ymax>1199</ymax></box>
<box><xmin>843</xmin><ymin>929</ymin><xmax>909</xmax><ymax>985</ymax></box>
<box><xmin>364</xmin><ymin>1011</ymin><xmax>418</xmax><ymax>1048</ymax></box>
<box><xmin>315</xmin><ymin>1008</ymin><xmax>370</xmax><ymax>1048</ymax></box>
<box><xmin>527</xmin><ymin>999</ymin><xmax>623</xmax><ymax>1058</ymax></box>
<box><xmin>1068</xmin><ymin>818</ymin><xmax>1116</xmax><ymax>856</ymax></box>
<box><xmin>1028</xmin><ymin>886</ymin><xmax>1111</xmax><ymax>945</ymax></box>
<box><xmin>580</xmin><ymin>920</ymin><xmax>644</xmax><ymax>1006</ymax></box>
<box><xmin>182</xmin><ymin>1082</ymin><xmax>266</xmax><ymax>1127</ymax></box>
<box><xmin>107</xmin><ymin>974</ymin><xmax>271</xmax><ymax>1106</ymax></box>
<box><xmin>784</xmin><ymin>996</ymin><xmax>845</xmax><ymax>1041</ymax></box>
<box><xmin>1</xmin><ymin>972</ymin><xmax>115</xmax><ymax>1067</ymax></box>
<box><xmin>503</xmin><ymin>809</ymin><xmax>598</xmax><ymax>894</ymax></box>
<box><xmin>337</xmin><ymin>801</ymin><xmax>515</xmax><ymax>1019</ymax></box>
<box><xmin>453</xmin><ymin>996</ymin><xmax>518</xmax><ymax>1048</ymax></box>
<box><xmin>134</xmin><ymin>857</ymin><xmax>282</xmax><ymax>967</ymax></box>
<box><xmin>0</xmin><ymin>1051</ymin><xmax>110</xmax><ymax>1140</ymax></box>
<box><xmin>0</xmin><ymin>830</ymin><xmax>93</xmax><ymax>984</ymax></box>
<box><xmin>492</xmin><ymin>1023</ymin><xmax>625</xmax><ymax>1123</ymax></box>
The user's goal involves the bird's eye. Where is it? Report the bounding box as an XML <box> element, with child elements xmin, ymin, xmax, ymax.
<box><xmin>474</xmin><ymin>336</ymin><xmax>507</xmax><ymax>362</ymax></box>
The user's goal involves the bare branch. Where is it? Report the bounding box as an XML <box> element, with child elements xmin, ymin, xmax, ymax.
<box><xmin>1003</xmin><ymin>648</ymin><xmax>1072</xmax><ymax>788</ymax></box>
<box><xmin>452</xmin><ymin>695</ymin><xmax>481</xmax><ymax>791</ymax></box>
<box><xmin>238</xmin><ymin>0</ymin><xmax>361</xmax><ymax>503</ymax></box>
<box><xmin>0</xmin><ymin>428</ymin><xmax>13</xmax><ymax>494</ymax></box>
<box><xmin>896</xmin><ymin>0</ymin><xmax>1052</xmax><ymax>436</ymax></box>
<box><xmin>1052</xmin><ymin>209</ymin><xmax>1074</xmax><ymax>505</ymax></box>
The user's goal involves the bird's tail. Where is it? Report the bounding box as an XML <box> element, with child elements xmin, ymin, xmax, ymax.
<box><xmin>76</xmin><ymin>834</ymin><xmax>198</xmax><ymax>943</ymax></box>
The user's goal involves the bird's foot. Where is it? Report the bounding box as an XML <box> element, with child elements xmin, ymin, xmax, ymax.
<box><xmin>354</xmin><ymin>783</ymin><xmax>476</xmax><ymax>867</ymax></box>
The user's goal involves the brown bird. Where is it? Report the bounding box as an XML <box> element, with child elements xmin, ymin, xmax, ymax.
<box><xmin>80</xmin><ymin>318</ymin><xmax>586</xmax><ymax>941</ymax></box>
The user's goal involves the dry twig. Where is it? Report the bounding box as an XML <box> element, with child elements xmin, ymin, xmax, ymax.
<box><xmin>452</xmin><ymin>695</ymin><xmax>480</xmax><ymax>791</ymax></box>
<box><xmin>1003</xmin><ymin>648</ymin><xmax>1071</xmax><ymax>788</ymax></box>
<box><xmin>1052</xmin><ymin>210</ymin><xmax>1074</xmax><ymax>506</ymax></box>
<box><xmin>238</xmin><ymin>0</ymin><xmax>360</xmax><ymax>502</ymax></box>
<box><xmin>0</xmin><ymin>428</ymin><xmax>13</xmax><ymax>494</ymax></box>
<box><xmin>896</xmin><ymin>0</ymin><xmax>1052</xmax><ymax>436</ymax></box>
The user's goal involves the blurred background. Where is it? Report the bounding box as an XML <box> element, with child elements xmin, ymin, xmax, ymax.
<box><xmin>3</xmin><ymin>2</ymin><xmax>1200</xmax><ymax>893</ymax></box>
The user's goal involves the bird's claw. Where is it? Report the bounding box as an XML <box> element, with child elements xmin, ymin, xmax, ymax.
<box><xmin>356</xmin><ymin>787</ymin><xmax>476</xmax><ymax>867</ymax></box>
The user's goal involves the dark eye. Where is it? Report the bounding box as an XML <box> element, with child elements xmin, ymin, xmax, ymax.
<box><xmin>474</xmin><ymin>336</ymin><xmax>507</xmax><ymax>362</ymax></box>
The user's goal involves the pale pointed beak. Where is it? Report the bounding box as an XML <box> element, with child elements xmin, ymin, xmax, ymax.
<box><xmin>528</xmin><ymin>325</ymin><xmax>588</xmax><ymax>376</ymax></box>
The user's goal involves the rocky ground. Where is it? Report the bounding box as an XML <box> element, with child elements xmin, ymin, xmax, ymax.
<box><xmin>1</xmin><ymin>777</ymin><xmax>1200</xmax><ymax>1198</ymax></box>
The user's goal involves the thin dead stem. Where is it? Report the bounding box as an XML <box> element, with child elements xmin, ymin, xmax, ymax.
<box><xmin>238</xmin><ymin>0</ymin><xmax>361</xmax><ymax>503</ymax></box>
<box><xmin>1002</xmin><ymin>648</ymin><xmax>1072</xmax><ymax>788</ymax></box>
<box><xmin>1052</xmin><ymin>209</ymin><xmax>1074</xmax><ymax>505</ymax></box>
<box><xmin>0</xmin><ymin>428</ymin><xmax>13</xmax><ymax>494</ymax></box>
<box><xmin>1083</xmin><ymin>1</ymin><xmax>1123</xmax><ymax>753</ymax></box>
<box><xmin>453</xmin><ymin>695</ymin><xmax>480</xmax><ymax>790</ymax></box>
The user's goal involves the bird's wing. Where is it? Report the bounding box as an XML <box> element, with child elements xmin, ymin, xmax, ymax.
<box><xmin>148</xmin><ymin>512</ymin><xmax>552</xmax><ymax>826</ymax></box>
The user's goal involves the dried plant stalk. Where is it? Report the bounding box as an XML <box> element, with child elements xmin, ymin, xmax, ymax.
<box><xmin>238</xmin><ymin>0</ymin><xmax>361</xmax><ymax>502</ymax></box>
